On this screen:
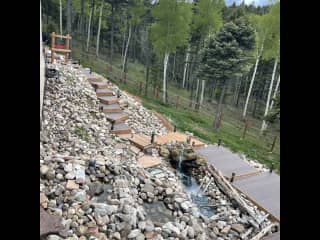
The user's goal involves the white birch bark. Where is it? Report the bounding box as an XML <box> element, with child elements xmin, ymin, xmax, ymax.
<box><xmin>243</xmin><ymin>43</ymin><xmax>264</xmax><ymax>118</ymax></box>
<box><xmin>199</xmin><ymin>80</ymin><xmax>205</xmax><ymax>108</ymax></box>
<box><xmin>122</xmin><ymin>23</ymin><xmax>132</xmax><ymax>73</ymax></box>
<box><xmin>269</xmin><ymin>74</ymin><xmax>280</xmax><ymax>111</ymax></box>
<box><xmin>261</xmin><ymin>56</ymin><xmax>278</xmax><ymax>133</ymax></box>
<box><xmin>96</xmin><ymin>3</ymin><xmax>104</xmax><ymax>57</ymax></box>
<box><xmin>182</xmin><ymin>44</ymin><xmax>190</xmax><ymax>88</ymax></box>
<box><xmin>163</xmin><ymin>52</ymin><xmax>170</xmax><ymax>103</ymax></box>
<box><xmin>195</xmin><ymin>78</ymin><xmax>200</xmax><ymax>100</ymax></box>
<box><xmin>86</xmin><ymin>5</ymin><xmax>93</xmax><ymax>52</ymax></box>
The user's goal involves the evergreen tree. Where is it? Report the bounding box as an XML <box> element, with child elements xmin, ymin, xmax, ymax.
<box><xmin>198</xmin><ymin>20</ymin><xmax>255</xmax><ymax>131</ymax></box>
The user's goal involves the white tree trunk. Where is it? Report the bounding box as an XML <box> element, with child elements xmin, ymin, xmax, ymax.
<box><xmin>86</xmin><ymin>5</ymin><xmax>93</xmax><ymax>52</ymax></box>
<box><xmin>182</xmin><ymin>44</ymin><xmax>190</xmax><ymax>88</ymax></box>
<box><xmin>269</xmin><ymin>74</ymin><xmax>280</xmax><ymax>111</ymax></box>
<box><xmin>121</xmin><ymin>25</ymin><xmax>126</xmax><ymax>61</ymax></box>
<box><xmin>122</xmin><ymin>23</ymin><xmax>132</xmax><ymax>73</ymax></box>
<box><xmin>199</xmin><ymin>80</ymin><xmax>205</xmax><ymax>108</ymax></box>
<box><xmin>40</xmin><ymin>1</ymin><xmax>45</xmax><ymax>124</ymax></box>
<box><xmin>96</xmin><ymin>3</ymin><xmax>103</xmax><ymax>57</ymax></box>
<box><xmin>242</xmin><ymin>44</ymin><xmax>264</xmax><ymax>118</ymax></box>
<box><xmin>163</xmin><ymin>52</ymin><xmax>170</xmax><ymax>103</ymax></box>
<box><xmin>59</xmin><ymin>0</ymin><xmax>63</xmax><ymax>35</ymax></box>
<box><xmin>261</xmin><ymin>56</ymin><xmax>278</xmax><ymax>133</ymax></box>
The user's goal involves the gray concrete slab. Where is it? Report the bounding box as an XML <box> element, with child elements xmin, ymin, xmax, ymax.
<box><xmin>262</xmin><ymin>231</ymin><xmax>280</xmax><ymax>240</ymax></box>
<box><xmin>195</xmin><ymin>145</ymin><xmax>258</xmax><ymax>177</ymax></box>
<box><xmin>233</xmin><ymin>172</ymin><xmax>280</xmax><ymax>220</ymax></box>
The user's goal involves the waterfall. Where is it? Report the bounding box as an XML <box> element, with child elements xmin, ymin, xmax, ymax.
<box><xmin>178</xmin><ymin>143</ymin><xmax>184</xmax><ymax>171</ymax></box>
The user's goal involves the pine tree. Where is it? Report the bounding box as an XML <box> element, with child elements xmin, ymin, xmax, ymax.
<box><xmin>198</xmin><ymin>20</ymin><xmax>255</xmax><ymax>131</ymax></box>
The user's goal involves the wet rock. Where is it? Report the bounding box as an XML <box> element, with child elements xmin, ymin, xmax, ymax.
<box><xmin>165</xmin><ymin>188</ymin><xmax>173</xmax><ymax>196</ymax></box>
<box><xmin>221</xmin><ymin>225</ymin><xmax>231</xmax><ymax>234</ymax></box>
<box><xmin>112</xmin><ymin>232</ymin><xmax>121</xmax><ymax>240</ymax></box>
<box><xmin>47</xmin><ymin>235</ymin><xmax>62</xmax><ymax>240</ymax></box>
<box><xmin>127</xmin><ymin>229</ymin><xmax>141</xmax><ymax>238</ymax></box>
<box><xmin>159</xmin><ymin>146</ymin><xmax>170</xmax><ymax>158</ymax></box>
<box><xmin>231</xmin><ymin>223</ymin><xmax>245</xmax><ymax>234</ymax></box>
<box><xmin>46</xmin><ymin>169</ymin><xmax>56</xmax><ymax>180</ymax></box>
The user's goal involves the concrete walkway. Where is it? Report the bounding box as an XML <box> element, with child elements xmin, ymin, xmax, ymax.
<box><xmin>196</xmin><ymin>145</ymin><xmax>280</xmax><ymax>222</ymax></box>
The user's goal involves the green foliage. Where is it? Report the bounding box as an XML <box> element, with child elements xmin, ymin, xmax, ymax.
<box><xmin>191</xmin><ymin>0</ymin><xmax>224</xmax><ymax>39</ymax></box>
<box><xmin>262</xmin><ymin>1</ymin><xmax>280</xmax><ymax>60</ymax></box>
<box><xmin>198</xmin><ymin>21</ymin><xmax>255</xmax><ymax>83</ymax></box>
<box><xmin>150</xmin><ymin>0</ymin><xmax>192</xmax><ymax>56</ymax></box>
<box><xmin>264</xmin><ymin>92</ymin><xmax>280</xmax><ymax>123</ymax></box>
<box><xmin>128</xmin><ymin>0</ymin><xmax>145</xmax><ymax>26</ymax></box>
<box><xmin>73</xmin><ymin>126</ymin><xmax>90</xmax><ymax>142</ymax></box>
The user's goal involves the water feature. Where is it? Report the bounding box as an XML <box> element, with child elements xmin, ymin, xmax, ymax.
<box><xmin>178</xmin><ymin>143</ymin><xmax>184</xmax><ymax>171</ymax></box>
<box><xmin>171</xmin><ymin>142</ymin><xmax>216</xmax><ymax>219</ymax></box>
<box><xmin>178</xmin><ymin>167</ymin><xmax>216</xmax><ymax>218</ymax></box>
<box><xmin>143</xmin><ymin>201</ymin><xmax>174</xmax><ymax>226</ymax></box>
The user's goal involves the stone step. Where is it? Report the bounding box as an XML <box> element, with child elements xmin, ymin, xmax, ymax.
<box><xmin>105</xmin><ymin>112</ymin><xmax>128</xmax><ymax>123</ymax></box>
<box><xmin>91</xmin><ymin>81</ymin><xmax>110</xmax><ymax>89</ymax></box>
<box><xmin>96</xmin><ymin>88</ymin><xmax>114</xmax><ymax>96</ymax></box>
<box><xmin>110</xmin><ymin>123</ymin><xmax>131</xmax><ymax>135</ymax></box>
<box><xmin>100</xmin><ymin>103</ymin><xmax>122</xmax><ymax>113</ymax></box>
<box><xmin>87</xmin><ymin>77</ymin><xmax>103</xmax><ymax>82</ymax></box>
<box><xmin>98</xmin><ymin>96</ymin><xmax>119</xmax><ymax>105</ymax></box>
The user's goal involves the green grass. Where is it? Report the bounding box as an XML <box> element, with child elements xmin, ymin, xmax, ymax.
<box><xmin>73</xmin><ymin>126</ymin><xmax>90</xmax><ymax>142</ymax></box>
<box><xmin>71</xmin><ymin>43</ymin><xmax>280</xmax><ymax>174</ymax></box>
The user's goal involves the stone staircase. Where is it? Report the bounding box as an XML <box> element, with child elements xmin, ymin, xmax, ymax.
<box><xmin>80</xmin><ymin>68</ymin><xmax>132</xmax><ymax>135</ymax></box>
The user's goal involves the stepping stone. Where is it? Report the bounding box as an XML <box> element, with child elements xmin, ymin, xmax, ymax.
<box><xmin>98</xmin><ymin>96</ymin><xmax>119</xmax><ymax>105</ymax></box>
<box><xmin>129</xmin><ymin>134</ymin><xmax>153</xmax><ymax>150</ymax></box>
<box><xmin>96</xmin><ymin>88</ymin><xmax>114</xmax><ymax>97</ymax></box>
<box><xmin>138</xmin><ymin>156</ymin><xmax>162</xmax><ymax>169</ymax></box>
<box><xmin>110</xmin><ymin>122</ymin><xmax>131</xmax><ymax>135</ymax></box>
<box><xmin>155</xmin><ymin>132</ymin><xmax>205</xmax><ymax>147</ymax></box>
<box><xmin>105</xmin><ymin>112</ymin><xmax>128</xmax><ymax>123</ymax></box>
<box><xmin>91</xmin><ymin>81</ymin><xmax>110</xmax><ymax>89</ymax></box>
<box><xmin>99</xmin><ymin>103</ymin><xmax>122</xmax><ymax>113</ymax></box>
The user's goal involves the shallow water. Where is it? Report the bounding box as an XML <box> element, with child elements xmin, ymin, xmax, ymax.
<box><xmin>144</xmin><ymin>201</ymin><xmax>174</xmax><ymax>225</ymax></box>
<box><xmin>179</xmin><ymin>167</ymin><xmax>216</xmax><ymax>218</ymax></box>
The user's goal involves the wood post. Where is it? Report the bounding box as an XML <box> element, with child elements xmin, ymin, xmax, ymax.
<box><xmin>123</xmin><ymin>72</ymin><xmax>127</xmax><ymax>84</ymax></box>
<box><xmin>65</xmin><ymin>33</ymin><xmax>70</xmax><ymax>63</ymax></box>
<box><xmin>230</xmin><ymin>172</ymin><xmax>236</xmax><ymax>183</ymax></box>
<box><xmin>242</xmin><ymin>120</ymin><xmax>249</xmax><ymax>140</ymax></box>
<box><xmin>51</xmin><ymin>32</ymin><xmax>55</xmax><ymax>63</ymax></box>
<box><xmin>175</xmin><ymin>95</ymin><xmax>180</xmax><ymax>109</ymax></box>
<box><xmin>139</xmin><ymin>82</ymin><xmax>143</xmax><ymax>95</ymax></box>
<box><xmin>270</xmin><ymin>135</ymin><xmax>277</xmax><ymax>153</ymax></box>
<box><xmin>218</xmin><ymin>112</ymin><xmax>223</xmax><ymax>128</ymax></box>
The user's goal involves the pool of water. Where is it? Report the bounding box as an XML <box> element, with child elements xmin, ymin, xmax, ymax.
<box><xmin>143</xmin><ymin>201</ymin><xmax>174</xmax><ymax>226</ymax></box>
<box><xmin>178</xmin><ymin>167</ymin><xmax>216</xmax><ymax>218</ymax></box>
